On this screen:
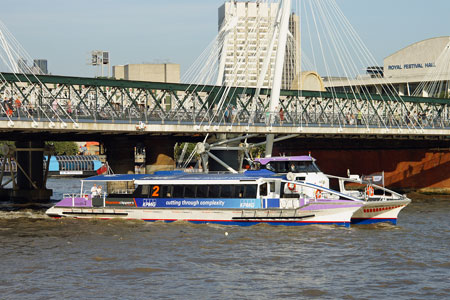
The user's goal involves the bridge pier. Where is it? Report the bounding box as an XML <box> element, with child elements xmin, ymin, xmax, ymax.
<box><xmin>0</xmin><ymin>141</ymin><xmax>52</xmax><ymax>202</ymax></box>
<box><xmin>144</xmin><ymin>137</ymin><xmax>176</xmax><ymax>173</ymax></box>
<box><xmin>103</xmin><ymin>138</ymin><xmax>136</xmax><ymax>174</ymax></box>
<box><xmin>16</xmin><ymin>141</ymin><xmax>44</xmax><ymax>189</ymax></box>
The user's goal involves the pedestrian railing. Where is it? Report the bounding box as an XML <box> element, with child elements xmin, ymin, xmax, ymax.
<box><xmin>2</xmin><ymin>105</ymin><xmax>449</xmax><ymax>130</ymax></box>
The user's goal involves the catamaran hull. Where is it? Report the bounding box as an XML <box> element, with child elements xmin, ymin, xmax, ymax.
<box><xmin>46</xmin><ymin>205</ymin><xmax>361</xmax><ymax>227</ymax></box>
<box><xmin>351</xmin><ymin>199</ymin><xmax>411</xmax><ymax>225</ymax></box>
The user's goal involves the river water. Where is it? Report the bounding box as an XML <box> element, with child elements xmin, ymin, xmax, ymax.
<box><xmin>0</xmin><ymin>177</ymin><xmax>449</xmax><ymax>299</ymax></box>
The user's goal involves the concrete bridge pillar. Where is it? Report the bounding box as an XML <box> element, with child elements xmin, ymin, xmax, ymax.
<box><xmin>103</xmin><ymin>137</ymin><xmax>136</xmax><ymax>174</ymax></box>
<box><xmin>144</xmin><ymin>137</ymin><xmax>175</xmax><ymax>174</ymax></box>
<box><xmin>16</xmin><ymin>141</ymin><xmax>44</xmax><ymax>189</ymax></box>
<box><xmin>9</xmin><ymin>141</ymin><xmax>52</xmax><ymax>202</ymax></box>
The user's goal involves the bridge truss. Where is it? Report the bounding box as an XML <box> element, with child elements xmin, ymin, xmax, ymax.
<box><xmin>0</xmin><ymin>73</ymin><xmax>449</xmax><ymax>139</ymax></box>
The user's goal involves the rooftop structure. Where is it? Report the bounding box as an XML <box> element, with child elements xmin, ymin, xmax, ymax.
<box><xmin>33</xmin><ymin>59</ymin><xmax>48</xmax><ymax>75</ymax></box>
<box><xmin>113</xmin><ymin>63</ymin><xmax>180</xmax><ymax>83</ymax></box>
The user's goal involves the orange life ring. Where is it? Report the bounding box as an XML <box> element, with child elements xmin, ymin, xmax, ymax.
<box><xmin>366</xmin><ymin>186</ymin><xmax>374</xmax><ymax>197</ymax></box>
<box><xmin>315</xmin><ymin>189</ymin><xmax>322</xmax><ymax>199</ymax></box>
<box><xmin>287</xmin><ymin>183</ymin><xmax>296</xmax><ymax>191</ymax></box>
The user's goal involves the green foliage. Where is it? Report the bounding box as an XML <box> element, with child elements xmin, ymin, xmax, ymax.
<box><xmin>47</xmin><ymin>142</ymin><xmax>79</xmax><ymax>155</ymax></box>
<box><xmin>0</xmin><ymin>141</ymin><xmax>78</xmax><ymax>156</ymax></box>
<box><xmin>0</xmin><ymin>141</ymin><xmax>13</xmax><ymax>157</ymax></box>
<box><xmin>249</xmin><ymin>145</ymin><xmax>266</xmax><ymax>159</ymax></box>
<box><xmin>0</xmin><ymin>141</ymin><xmax>14</xmax><ymax>147</ymax></box>
<box><xmin>174</xmin><ymin>143</ymin><xmax>198</xmax><ymax>161</ymax></box>
<box><xmin>437</xmin><ymin>91</ymin><xmax>449</xmax><ymax>99</ymax></box>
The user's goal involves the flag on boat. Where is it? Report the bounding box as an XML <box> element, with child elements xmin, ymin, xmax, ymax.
<box><xmin>362</xmin><ymin>171</ymin><xmax>384</xmax><ymax>185</ymax></box>
<box><xmin>96</xmin><ymin>164</ymin><xmax>108</xmax><ymax>175</ymax></box>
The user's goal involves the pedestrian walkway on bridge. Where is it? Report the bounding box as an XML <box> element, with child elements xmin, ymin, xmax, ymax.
<box><xmin>1</xmin><ymin>73</ymin><xmax>449</xmax><ymax>134</ymax></box>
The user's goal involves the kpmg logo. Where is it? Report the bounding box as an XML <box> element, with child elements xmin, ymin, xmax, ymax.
<box><xmin>240</xmin><ymin>199</ymin><xmax>256</xmax><ymax>208</ymax></box>
<box><xmin>142</xmin><ymin>199</ymin><xmax>157</xmax><ymax>207</ymax></box>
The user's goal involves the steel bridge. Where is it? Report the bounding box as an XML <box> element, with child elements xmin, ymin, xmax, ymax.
<box><xmin>0</xmin><ymin>72</ymin><xmax>449</xmax><ymax>140</ymax></box>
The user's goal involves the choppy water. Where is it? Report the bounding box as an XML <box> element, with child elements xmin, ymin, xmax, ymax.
<box><xmin>0</xmin><ymin>178</ymin><xmax>449</xmax><ymax>299</ymax></box>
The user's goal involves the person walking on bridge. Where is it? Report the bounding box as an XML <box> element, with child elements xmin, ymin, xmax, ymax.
<box><xmin>279</xmin><ymin>107</ymin><xmax>284</xmax><ymax>125</ymax></box>
<box><xmin>231</xmin><ymin>106</ymin><xmax>237</xmax><ymax>124</ymax></box>
<box><xmin>357</xmin><ymin>110</ymin><xmax>362</xmax><ymax>125</ymax></box>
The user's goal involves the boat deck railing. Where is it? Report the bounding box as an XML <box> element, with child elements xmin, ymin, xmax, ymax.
<box><xmin>110</xmin><ymin>189</ymin><xmax>135</xmax><ymax>194</ymax></box>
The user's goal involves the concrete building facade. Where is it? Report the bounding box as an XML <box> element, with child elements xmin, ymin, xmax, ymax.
<box><xmin>324</xmin><ymin>36</ymin><xmax>450</xmax><ymax>97</ymax></box>
<box><xmin>218</xmin><ymin>1</ymin><xmax>301</xmax><ymax>89</ymax></box>
<box><xmin>113</xmin><ymin>64</ymin><xmax>180</xmax><ymax>83</ymax></box>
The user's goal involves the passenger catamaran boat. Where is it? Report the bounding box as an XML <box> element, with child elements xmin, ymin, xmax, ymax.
<box><xmin>46</xmin><ymin>170</ymin><xmax>366</xmax><ymax>227</ymax></box>
<box><xmin>253</xmin><ymin>156</ymin><xmax>411</xmax><ymax>225</ymax></box>
<box><xmin>46</xmin><ymin>0</ymin><xmax>411</xmax><ymax>227</ymax></box>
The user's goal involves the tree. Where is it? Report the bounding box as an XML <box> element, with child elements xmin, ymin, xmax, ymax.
<box><xmin>47</xmin><ymin>142</ymin><xmax>79</xmax><ymax>155</ymax></box>
<box><xmin>174</xmin><ymin>143</ymin><xmax>198</xmax><ymax>162</ymax></box>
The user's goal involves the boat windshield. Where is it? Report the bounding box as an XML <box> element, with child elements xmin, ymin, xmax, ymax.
<box><xmin>263</xmin><ymin>161</ymin><xmax>321</xmax><ymax>173</ymax></box>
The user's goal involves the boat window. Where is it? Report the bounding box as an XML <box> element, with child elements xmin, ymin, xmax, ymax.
<box><xmin>259</xmin><ymin>183</ymin><xmax>267</xmax><ymax>196</ymax></box>
<box><xmin>269</xmin><ymin>182</ymin><xmax>275</xmax><ymax>193</ymax></box>
<box><xmin>151</xmin><ymin>184</ymin><xmax>258</xmax><ymax>198</ymax></box>
<box><xmin>261</xmin><ymin>161</ymin><xmax>321</xmax><ymax>173</ymax></box>
<box><xmin>236</xmin><ymin>185</ymin><xmax>245</xmax><ymax>198</ymax></box>
<box><xmin>221</xmin><ymin>185</ymin><xmax>233</xmax><ymax>198</ymax></box>
<box><xmin>280</xmin><ymin>182</ymin><xmax>286</xmax><ymax>197</ymax></box>
<box><xmin>245</xmin><ymin>185</ymin><xmax>257</xmax><ymax>198</ymax></box>
<box><xmin>133</xmin><ymin>185</ymin><xmax>149</xmax><ymax>197</ymax></box>
<box><xmin>173</xmin><ymin>185</ymin><xmax>184</xmax><ymax>198</ymax></box>
<box><xmin>209</xmin><ymin>185</ymin><xmax>220</xmax><ymax>198</ymax></box>
<box><xmin>160</xmin><ymin>186</ymin><xmax>169</xmax><ymax>198</ymax></box>
<box><xmin>197</xmin><ymin>185</ymin><xmax>208</xmax><ymax>198</ymax></box>
<box><xmin>184</xmin><ymin>185</ymin><xmax>196</xmax><ymax>198</ymax></box>
<box><xmin>265</xmin><ymin>163</ymin><xmax>275</xmax><ymax>172</ymax></box>
<box><xmin>293</xmin><ymin>161</ymin><xmax>321</xmax><ymax>172</ymax></box>
<box><xmin>141</xmin><ymin>185</ymin><xmax>149</xmax><ymax>197</ymax></box>
<box><xmin>164</xmin><ymin>186</ymin><xmax>173</xmax><ymax>198</ymax></box>
<box><xmin>280</xmin><ymin>183</ymin><xmax>298</xmax><ymax>198</ymax></box>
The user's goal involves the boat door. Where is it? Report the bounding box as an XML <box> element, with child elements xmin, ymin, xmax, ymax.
<box><xmin>259</xmin><ymin>181</ymin><xmax>280</xmax><ymax>208</ymax></box>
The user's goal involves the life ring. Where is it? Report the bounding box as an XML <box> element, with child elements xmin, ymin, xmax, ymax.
<box><xmin>366</xmin><ymin>186</ymin><xmax>375</xmax><ymax>197</ymax></box>
<box><xmin>315</xmin><ymin>189</ymin><xmax>322</xmax><ymax>199</ymax></box>
<box><xmin>287</xmin><ymin>183</ymin><xmax>296</xmax><ymax>191</ymax></box>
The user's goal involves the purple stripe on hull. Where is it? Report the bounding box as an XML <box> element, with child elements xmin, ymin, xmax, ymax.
<box><xmin>56</xmin><ymin>197</ymin><xmax>92</xmax><ymax>207</ymax></box>
<box><xmin>301</xmin><ymin>203</ymin><xmax>363</xmax><ymax>210</ymax></box>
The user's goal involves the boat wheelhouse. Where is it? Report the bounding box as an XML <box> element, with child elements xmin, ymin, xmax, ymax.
<box><xmin>46</xmin><ymin>170</ymin><xmax>365</xmax><ymax>227</ymax></box>
<box><xmin>254</xmin><ymin>156</ymin><xmax>411</xmax><ymax>225</ymax></box>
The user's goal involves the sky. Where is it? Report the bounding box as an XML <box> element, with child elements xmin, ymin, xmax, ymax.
<box><xmin>1</xmin><ymin>0</ymin><xmax>449</xmax><ymax>78</ymax></box>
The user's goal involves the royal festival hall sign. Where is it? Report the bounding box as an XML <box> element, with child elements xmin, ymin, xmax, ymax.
<box><xmin>387</xmin><ymin>62</ymin><xmax>436</xmax><ymax>70</ymax></box>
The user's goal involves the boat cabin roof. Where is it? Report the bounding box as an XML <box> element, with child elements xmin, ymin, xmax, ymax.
<box><xmin>82</xmin><ymin>173</ymin><xmax>149</xmax><ymax>182</ymax></box>
<box><xmin>83</xmin><ymin>169</ymin><xmax>279</xmax><ymax>184</ymax></box>
<box><xmin>254</xmin><ymin>156</ymin><xmax>315</xmax><ymax>165</ymax></box>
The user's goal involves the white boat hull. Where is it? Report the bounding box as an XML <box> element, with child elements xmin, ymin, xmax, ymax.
<box><xmin>46</xmin><ymin>204</ymin><xmax>362</xmax><ymax>227</ymax></box>
<box><xmin>351</xmin><ymin>199</ymin><xmax>411</xmax><ymax>225</ymax></box>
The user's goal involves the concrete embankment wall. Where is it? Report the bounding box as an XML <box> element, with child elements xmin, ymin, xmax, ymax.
<box><xmin>275</xmin><ymin>147</ymin><xmax>450</xmax><ymax>194</ymax></box>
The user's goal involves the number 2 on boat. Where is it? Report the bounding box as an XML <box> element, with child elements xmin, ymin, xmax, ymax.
<box><xmin>152</xmin><ymin>186</ymin><xmax>160</xmax><ymax>197</ymax></box>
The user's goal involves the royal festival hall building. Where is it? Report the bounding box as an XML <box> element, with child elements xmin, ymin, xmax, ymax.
<box><xmin>324</xmin><ymin>36</ymin><xmax>450</xmax><ymax>98</ymax></box>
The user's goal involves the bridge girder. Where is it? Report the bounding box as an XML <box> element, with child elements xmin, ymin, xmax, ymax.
<box><xmin>0</xmin><ymin>72</ymin><xmax>449</xmax><ymax>140</ymax></box>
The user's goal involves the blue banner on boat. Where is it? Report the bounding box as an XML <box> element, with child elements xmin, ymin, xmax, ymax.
<box><xmin>135</xmin><ymin>198</ymin><xmax>262</xmax><ymax>209</ymax></box>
